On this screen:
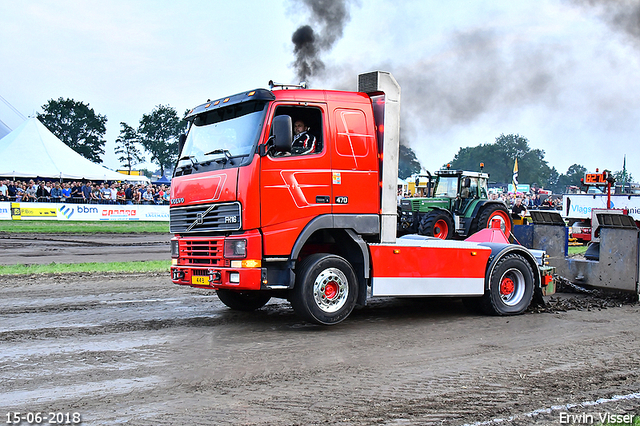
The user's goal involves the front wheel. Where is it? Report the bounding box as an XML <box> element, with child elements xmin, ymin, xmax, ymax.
<box><xmin>290</xmin><ymin>253</ymin><xmax>358</xmax><ymax>325</ymax></box>
<box><xmin>418</xmin><ymin>211</ymin><xmax>454</xmax><ymax>239</ymax></box>
<box><xmin>480</xmin><ymin>253</ymin><xmax>534</xmax><ymax>315</ymax></box>
<box><xmin>216</xmin><ymin>289</ymin><xmax>271</xmax><ymax>311</ymax></box>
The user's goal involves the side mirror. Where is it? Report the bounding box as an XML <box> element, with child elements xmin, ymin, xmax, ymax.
<box><xmin>272</xmin><ymin>115</ymin><xmax>293</xmax><ymax>152</ymax></box>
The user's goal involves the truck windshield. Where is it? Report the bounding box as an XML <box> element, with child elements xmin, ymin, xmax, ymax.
<box><xmin>178</xmin><ymin>101</ymin><xmax>268</xmax><ymax>170</ymax></box>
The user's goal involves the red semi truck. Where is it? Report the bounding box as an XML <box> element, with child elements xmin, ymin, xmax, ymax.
<box><xmin>170</xmin><ymin>71</ymin><xmax>553</xmax><ymax>325</ymax></box>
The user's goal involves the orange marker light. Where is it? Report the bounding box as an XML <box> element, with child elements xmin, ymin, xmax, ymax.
<box><xmin>223</xmin><ymin>97</ymin><xmax>230</xmax><ymax>103</ymax></box>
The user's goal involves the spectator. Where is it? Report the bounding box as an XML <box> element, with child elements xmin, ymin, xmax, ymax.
<box><xmin>0</xmin><ymin>180</ymin><xmax>7</xmax><ymax>201</ymax></box>
<box><xmin>8</xmin><ymin>181</ymin><xmax>17</xmax><ymax>199</ymax></box>
<box><xmin>142</xmin><ymin>185</ymin><xmax>154</xmax><ymax>204</ymax></box>
<box><xmin>511</xmin><ymin>197</ymin><xmax>528</xmax><ymax>220</ymax></box>
<box><xmin>15</xmin><ymin>184</ymin><xmax>25</xmax><ymax>202</ymax></box>
<box><xmin>61</xmin><ymin>183</ymin><xmax>72</xmax><ymax>201</ymax></box>
<box><xmin>109</xmin><ymin>183</ymin><xmax>118</xmax><ymax>204</ymax></box>
<box><xmin>50</xmin><ymin>182</ymin><xmax>63</xmax><ymax>202</ymax></box>
<box><xmin>99</xmin><ymin>183</ymin><xmax>111</xmax><ymax>202</ymax></box>
<box><xmin>25</xmin><ymin>182</ymin><xmax>38</xmax><ymax>201</ymax></box>
<box><xmin>133</xmin><ymin>186</ymin><xmax>142</xmax><ymax>204</ymax></box>
<box><xmin>81</xmin><ymin>181</ymin><xmax>92</xmax><ymax>202</ymax></box>
<box><xmin>70</xmin><ymin>182</ymin><xmax>82</xmax><ymax>202</ymax></box>
<box><xmin>36</xmin><ymin>181</ymin><xmax>50</xmax><ymax>201</ymax></box>
<box><xmin>91</xmin><ymin>184</ymin><xmax>102</xmax><ymax>203</ymax></box>
<box><xmin>124</xmin><ymin>184</ymin><xmax>134</xmax><ymax>204</ymax></box>
<box><xmin>116</xmin><ymin>185</ymin><xmax>126</xmax><ymax>204</ymax></box>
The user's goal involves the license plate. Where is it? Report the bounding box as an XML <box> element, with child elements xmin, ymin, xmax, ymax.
<box><xmin>191</xmin><ymin>276</ymin><xmax>209</xmax><ymax>285</ymax></box>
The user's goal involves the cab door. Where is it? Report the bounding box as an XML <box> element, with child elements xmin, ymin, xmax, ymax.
<box><xmin>260</xmin><ymin>104</ymin><xmax>331</xmax><ymax>256</ymax></box>
<box><xmin>330</xmin><ymin>107</ymin><xmax>379</xmax><ymax>215</ymax></box>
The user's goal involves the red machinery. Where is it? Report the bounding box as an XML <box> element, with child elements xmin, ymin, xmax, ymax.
<box><xmin>170</xmin><ymin>72</ymin><xmax>553</xmax><ymax>325</ymax></box>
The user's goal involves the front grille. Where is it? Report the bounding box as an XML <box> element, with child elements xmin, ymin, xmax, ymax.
<box><xmin>170</xmin><ymin>202</ymin><xmax>242</xmax><ymax>234</ymax></box>
<box><xmin>181</xmin><ymin>238</ymin><xmax>231</xmax><ymax>266</ymax></box>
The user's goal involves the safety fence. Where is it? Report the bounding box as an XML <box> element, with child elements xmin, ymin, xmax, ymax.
<box><xmin>0</xmin><ymin>201</ymin><xmax>169</xmax><ymax>221</ymax></box>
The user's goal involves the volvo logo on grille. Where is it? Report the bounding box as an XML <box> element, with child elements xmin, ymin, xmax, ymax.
<box><xmin>170</xmin><ymin>198</ymin><xmax>185</xmax><ymax>205</ymax></box>
<box><xmin>196</xmin><ymin>213</ymin><xmax>204</xmax><ymax>224</ymax></box>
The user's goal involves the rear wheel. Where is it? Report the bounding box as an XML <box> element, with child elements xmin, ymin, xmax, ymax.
<box><xmin>480</xmin><ymin>253</ymin><xmax>534</xmax><ymax>315</ymax></box>
<box><xmin>216</xmin><ymin>289</ymin><xmax>271</xmax><ymax>311</ymax></box>
<box><xmin>290</xmin><ymin>253</ymin><xmax>358</xmax><ymax>325</ymax></box>
<box><xmin>476</xmin><ymin>204</ymin><xmax>512</xmax><ymax>237</ymax></box>
<box><xmin>418</xmin><ymin>211</ymin><xmax>454</xmax><ymax>239</ymax></box>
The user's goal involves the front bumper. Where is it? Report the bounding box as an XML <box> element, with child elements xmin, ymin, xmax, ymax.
<box><xmin>170</xmin><ymin>230</ymin><xmax>264</xmax><ymax>291</ymax></box>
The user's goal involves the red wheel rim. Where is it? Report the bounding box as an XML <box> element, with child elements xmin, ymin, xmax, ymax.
<box><xmin>489</xmin><ymin>210</ymin><xmax>512</xmax><ymax>236</ymax></box>
<box><xmin>500</xmin><ymin>277</ymin><xmax>515</xmax><ymax>296</ymax></box>
<box><xmin>434</xmin><ymin>219</ymin><xmax>449</xmax><ymax>239</ymax></box>
<box><xmin>324</xmin><ymin>281</ymin><xmax>339</xmax><ymax>300</ymax></box>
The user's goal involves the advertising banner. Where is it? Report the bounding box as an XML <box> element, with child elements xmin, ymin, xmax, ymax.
<box><xmin>562</xmin><ymin>194</ymin><xmax>640</xmax><ymax>221</ymax></box>
<box><xmin>0</xmin><ymin>202</ymin><xmax>169</xmax><ymax>221</ymax></box>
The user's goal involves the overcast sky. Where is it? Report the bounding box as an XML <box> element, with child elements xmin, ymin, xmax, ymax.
<box><xmin>1</xmin><ymin>0</ymin><xmax>639</xmax><ymax>182</ymax></box>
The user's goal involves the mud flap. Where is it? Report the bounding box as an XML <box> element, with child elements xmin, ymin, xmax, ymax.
<box><xmin>532</xmin><ymin>266</ymin><xmax>556</xmax><ymax>307</ymax></box>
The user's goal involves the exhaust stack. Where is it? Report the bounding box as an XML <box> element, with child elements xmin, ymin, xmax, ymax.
<box><xmin>358</xmin><ymin>71</ymin><xmax>401</xmax><ymax>244</ymax></box>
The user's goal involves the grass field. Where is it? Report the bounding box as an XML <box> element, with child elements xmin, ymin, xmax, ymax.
<box><xmin>0</xmin><ymin>220</ymin><xmax>169</xmax><ymax>234</ymax></box>
<box><xmin>0</xmin><ymin>220</ymin><xmax>170</xmax><ymax>275</ymax></box>
<box><xmin>0</xmin><ymin>260</ymin><xmax>171</xmax><ymax>276</ymax></box>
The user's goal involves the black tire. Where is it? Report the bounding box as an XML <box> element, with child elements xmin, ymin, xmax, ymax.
<box><xmin>216</xmin><ymin>289</ymin><xmax>271</xmax><ymax>311</ymax></box>
<box><xmin>418</xmin><ymin>211</ymin><xmax>454</xmax><ymax>239</ymax></box>
<box><xmin>290</xmin><ymin>253</ymin><xmax>358</xmax><ymax>325</ymax></box>
<box><xmin>480</xmin><ymin>253</ymin><xmax>535</xmax><ymax>315</ymax></box>
<box><xmin>475</xmin><ymin>204</ymin><xmax>512</xmax><ymax>236</ymax></box>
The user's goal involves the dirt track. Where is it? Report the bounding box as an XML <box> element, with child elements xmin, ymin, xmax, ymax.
<box><xmin>0</xmin><ymin>233</ymin><xmax>639</xmax><ymax>425</ymax></box>
<box><xmin>0</xmin><ymin>233</ymin><xmax>170</xmax><ymax>265</ymax></box>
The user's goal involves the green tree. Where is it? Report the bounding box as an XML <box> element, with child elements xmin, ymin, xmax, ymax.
<box><xmin>448</xmin><ymin>134</ymin><xmax>551</xmax><ymax>186</ymax></box>
<box><xmin>115</xmin><ymin>122</ymin><xmax>145</xmax><ymax>173</ymax></box>
<box><xmin>546</xmin><ymin>164</ymin><xmax>586</xmax><ymax>193</ymax></box>
<box><xmin>37</xmin><ymin>97</ymin><xmax>107</xmax><ymax>163</ymax></box>
<box><xmin>137</xmin><ymin>105</ymin><xmax>186</xmax><ymax>175</ymax></box>
<box><xmin>613</xmin><ymin>170</ymin><xmax>633</xmax><ymax>184</ymax></box>
<box><xmin>546</xmin><ymin>167</ymin><xmax>560</xmax><ymax>191</ymax></box>
<box><xmin>398</xmin><ymin>144</ymin><xmax>422</xmax><ymax>179</ymax></box>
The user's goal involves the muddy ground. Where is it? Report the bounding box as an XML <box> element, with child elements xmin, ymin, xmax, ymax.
<box><xmin>0</xmin><ymin>233</ymin><xmax>171</xmax><ymax>265</ymax></box>
<box><xmin>0</xmin><ymin>233</ymin><xmax>639</xmax><ymax>425</ymax></box>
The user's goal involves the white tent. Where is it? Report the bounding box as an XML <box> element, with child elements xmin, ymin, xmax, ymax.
<box><xmin>0</xmin><ymin>117</ymin><xmax>149</xmax><ymax>183</ymax></box>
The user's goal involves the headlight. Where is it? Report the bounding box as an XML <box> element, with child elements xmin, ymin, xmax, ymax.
<box><xmin>171</xmin><ymin>239</ymin><xmax>179</xmax><ymax>258</ymax></box>
<box><xmin>224</xmin><ymin>239</ymin><xmax>247</xmax><ymax>259</ymax></box>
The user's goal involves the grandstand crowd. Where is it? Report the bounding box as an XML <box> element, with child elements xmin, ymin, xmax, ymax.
<box><xmin>0</xmin><ymin>179</ymin><xmax>170</xmax><ymax>205</ymax></box>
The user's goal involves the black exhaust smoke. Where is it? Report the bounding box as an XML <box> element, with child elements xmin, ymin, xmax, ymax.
<box><xmin>291</xmin><ymin>0</ymin><xmax>358</xmax><ymax>83</ymax></box>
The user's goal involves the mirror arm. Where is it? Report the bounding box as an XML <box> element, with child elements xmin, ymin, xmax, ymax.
<box><xmin>258</xmin><ymin>136</ymin><xmax>275</xmax><ymax>157</ymax></box>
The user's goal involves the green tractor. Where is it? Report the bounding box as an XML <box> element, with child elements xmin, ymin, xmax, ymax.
<box><xmin>398</xmin><ymin>168</ymin><xmax>512</xmax><ymax>239</ymax></box>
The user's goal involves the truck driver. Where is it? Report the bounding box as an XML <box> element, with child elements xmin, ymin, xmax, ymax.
<box><xmin>291</xmin><ymin>119</ymin><xmax>316</xmax><ymax>155</ymax></box>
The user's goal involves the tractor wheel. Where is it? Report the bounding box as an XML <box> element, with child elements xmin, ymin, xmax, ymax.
<box><xmin>479</xmin><ymin>253</ymin><xmax>534</xmax><ymax>315</ymax></box>
<box><xmin>290</xmin><ymin>253</ymin><xmax>358</xmax><ymax>325</ymax></box>
<box><xmin>216</xmin><ymin>289</ymin><xmax>271</xmax><ymax>311</ymax></box>
<box><xmin>418</xmin><ymin>211</ymin><xmax>454</xmax><ymax>239</ymax></box>
<box><xmin>476</xmin><ymin>204</ymin><xmax>512</xmax><ymax>237</ymax></box>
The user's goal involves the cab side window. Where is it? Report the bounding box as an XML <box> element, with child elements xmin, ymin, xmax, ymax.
<box><xmin>271</xmin><ymin>106</ymin><xmax>323</xmax><ymax>157</ymax></box>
